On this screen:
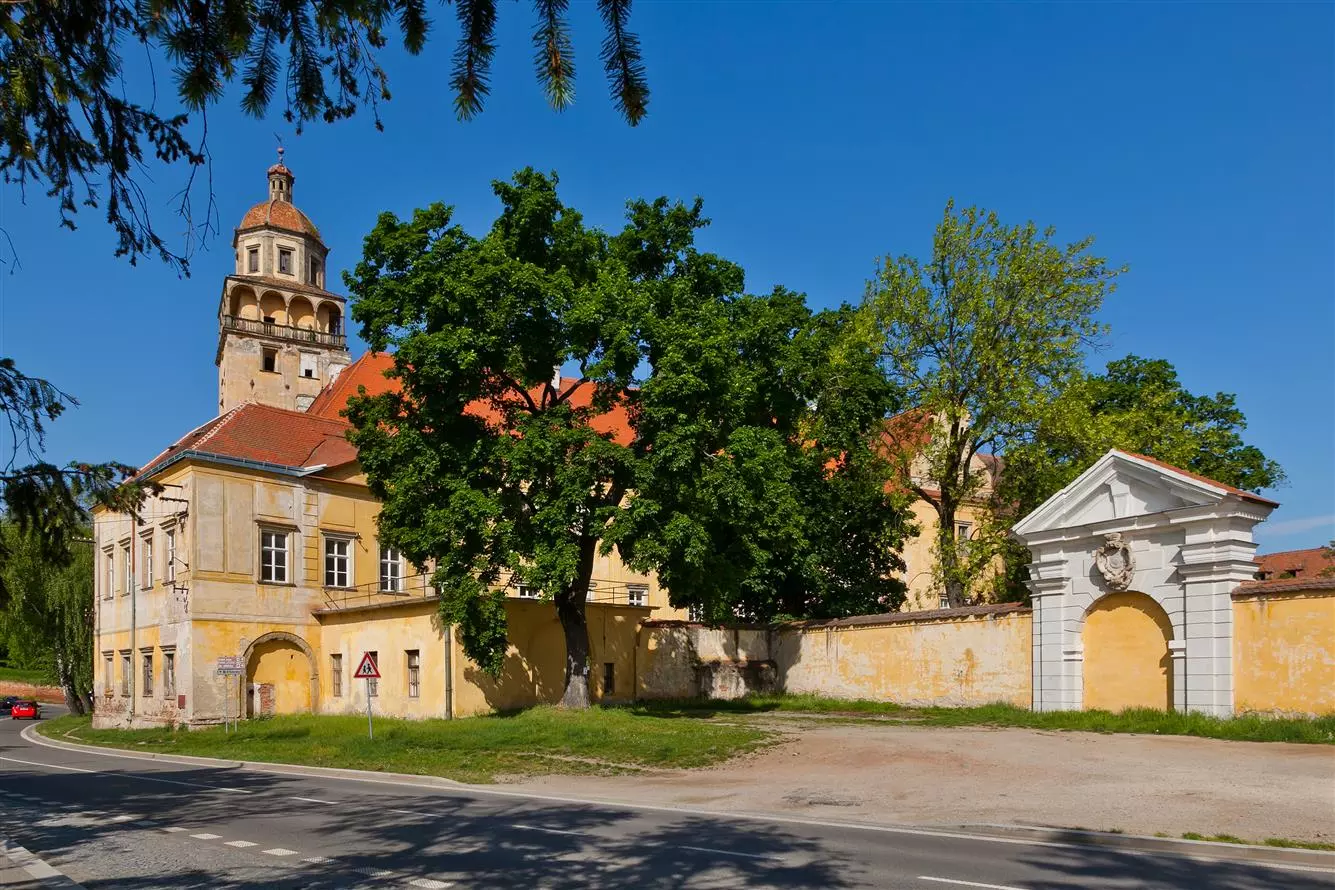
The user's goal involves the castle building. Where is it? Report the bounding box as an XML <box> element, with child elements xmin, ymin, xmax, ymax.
<box><xmin>91</xmin><ymin>162</ymin><xmax>671</xmax><ymax>729</ymax></box>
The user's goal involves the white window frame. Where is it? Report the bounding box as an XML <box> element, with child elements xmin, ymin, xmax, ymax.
<box><xmin>260</xmin><ymin>528</ymin><xmax>291</xmax><ymax>584</ymax></box>
<box><xmin>102</xmin><ymin>548</ymin><xmax>115</xmax><ymax>600</ymax></box>
<box><xmin>164</xmin><ymin>526</ymin><xmax>177</xmax><ymax>584</ymax></box>
<box><xmin>379</xmin><ymin>544</ymin><xmax>403</xmax><ymax>592</ymax></box>
<box><xmin>324</xmin><ymin>534</ymin><xmax>354</xmax><ymax>588</ymax></box>
<box><xmin>299</xmin><ymin>351</ymin><xmax>318</xmax><ymax>380</ymax></box>
<box><xmin>406</xmin><ymin>650</ymin><xmax>420</xmax><ymax>699</ymax></box>
<box><xmin>121</xmin><ymin>542</ymin><xmax>132</xmax><ymax>596</ymax></box>
<box><xmin>516</xmin><ymin>585</ymin><xmax>539</xmax><ymax>599</ymax></box>
<box><xmin>140</xmin><ymin>532</ymin><xmax>154</xmax><ymax>589</ymax></box>
<box><xmin>626</xmin><ymin>585</ymin><xmax>648</xmax><ymax>607</ymax></box>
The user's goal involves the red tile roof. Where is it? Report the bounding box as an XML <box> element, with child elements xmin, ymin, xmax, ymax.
<box><xmin>1115</xmin><ymin>450</ymin><xmax>1279</xmax><ymax>507</ymax></box>
<box><xmin>137</xmin><ymin>403</ymin><xmax>355</xmax><ymax>480</ymax></box>
<box><xmin>1253</xmin><ymin>547</ymin><xmax>1333</xmax><ymax>581</ymax></box>
<box><xmin>237</xmin><ymin>199</ymin><xmax>322</xmax><ymax>241</ymax></box>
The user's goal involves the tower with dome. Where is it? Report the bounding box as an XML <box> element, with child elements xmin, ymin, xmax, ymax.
<box><xmin>216</xmin><ymin>153</ymin><xmax>351</xmax><ymax>414</ymax></box>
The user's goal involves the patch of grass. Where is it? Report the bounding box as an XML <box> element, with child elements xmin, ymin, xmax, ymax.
<box><xmin>0</xmin><ymin>666</ymin><xmax>50</xmax><ymax>686</ymax></box>
<box><xmin>38</xmin><ymin>707</ymin><xmax>774</xmax><ymax>784</ymax></box>
<box><xmin>629</xmin><ymin>695</ymin><xmax>1335</xmax><ymax>744</ymax></box>
<box><xmin>1181</xmin><ymin>833</ymin><xmax>1335</xmax><ymax>851</ymax></box>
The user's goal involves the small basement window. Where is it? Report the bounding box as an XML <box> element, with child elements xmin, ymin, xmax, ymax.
<box><xmin>262</xmin><ymin>348</ymin><xmax>277</xmax><ymax>373</ymax></box>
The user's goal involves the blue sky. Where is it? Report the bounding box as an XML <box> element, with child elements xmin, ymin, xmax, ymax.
<box><xmin>0</xmin><ymin>2</ymin><xmax>1330</xmax><ymax>551</ymax></box>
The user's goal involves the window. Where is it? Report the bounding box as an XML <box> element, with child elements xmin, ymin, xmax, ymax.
<box><xmin>262</xmin><ymin>347</ymin><xmax>277</xmax><ymax>373</ymax></box>
<box><xmin>626</xmin><ymin>586</ymin><xmax>648</xmax><ymax>607</ymax></box>
<box><xmin>379</xmin><ymin>545</ymin><xmax>403</xmax><ymax>592</ymax></box>
<box><xmin>163</xmin><ymin>652</ymin><xmax>176</xmax><ymax>699</ymax></box>
<box><xmin>102</xmin><ymin>550</ymin><xmax>114</xmax><ymax>600</ymax></box>
<box><xmin>516</xmin><ymin>585</ymin><xmax>539</xmax><ymax>599</ymax></box>
<box><xmin>308</xmin><ymin>256</ymin><xmax>322</xmax><ymax>286</ymax></box>
<box><xmin>299</xmin><ymin>352</ymin><xmax>317</xmax><ymax>379</ymax></box>
<box><xmin>406</xmin><ymin>650</ymin><xmax>420</xmax><ymax>699</ymax></box>
<box><xmin>165</xmin><ymin>527</ymin><xmax>177</xmax><ymax>584</ymax></box>
<box><xmin>602</xmin><ymin>662</ymin><xmax>615</xmax><ymax>697</ymax></box>
<box><xmin>331</xmin><ymin>654</ymin><xmax>343</xmax><ymax>697</ymax></box>
<box><xmin>260</xmin><ymin>529</ymin><xmax>290</xmax><ymax>583</ymax></box>
<box><xmin>955</xmin><ymin>521</ymin><xmax>973</xmax><ymax>556</ymax></box>
<box><xmin>103</xmin><ymin>653</ymin><xmax>114</xmax><ymax>695</ymax></box>
<box><xmin>687</xmin><ymin>604</ymin><xmax>705</xmax><ymax>623</ymax></box>
<box><xmin>142</xmin><ymin>653</ymin><xmax>153</xmax><ymax>697</ymax></box>
<box><xmin>278</xmin><ymin>247</ymin><xmax>293</xmax><ymax>274</ymax></box>
<box><xmin>366</xmin><ymin>651</ymin><xmax>378</xmax><ymax>697</ymax></box>
<box><xmin>247</xmin><ymin>246</ymin><xmax>259</xmax><ymax>273</ymax></box>
<box><xmin>120</xmin><ymin>653</ymin><xmax>131</xmax><ymax>696</ymax></box>
<box><xmin>324</xmin><ymin>536</ymin><xmax>352</xmax><ymax>588</ymax></box>
<box><xmin>141</xmin><ymin>534</ymin><xmax>154</xmax><ymax>589</ymax></box>
<box><xmin>121</xmin><ymin>544</ymin><xmax>132</xmax><ymax>596</ymax></box>
<box><xmin>938</xmin><ymin>594</ymin><xmax>950</xmax><ymax>610</ymax></box>
<box><xmin>263</xmin><ymin>315</ymin><xmax>276</xmax><ymax>325</ymax></box>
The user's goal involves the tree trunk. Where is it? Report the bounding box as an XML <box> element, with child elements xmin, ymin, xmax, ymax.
<box><xmin>80</xmin><ymin>689</ymin><xmax>94</xmax><ymax>715</ymax></box>
<box><xmin>935</xmin><ymin>493</ymin><xmax>967</xmax><ymax>609</ymax></box>
<box><xmin>55</xmin><ymin>649</ymin><xmax>84</xmax><ymax>716</ymax></box>
<box><xmin>555</xmin><ymin>537</ymin><xmax>598</xmax><ymax>709</ymax></box>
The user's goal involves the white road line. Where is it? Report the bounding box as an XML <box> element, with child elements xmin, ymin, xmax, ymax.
<box><xmin>0</xmin><ymin>754</ymin><xmax>251</xmax><ymax>795</ymax></box>
<box><xmin>679</xmin><ymin>844</ymin><xmax>784</xmax><ymax>861</ymax></box>
<box><xmin>0</xmin><ymin>834</ymin><xmax>86</xmax><ymax>888</ymax></box>
<box><xmin>161</xmin><ymin>827</ymin><xmax>189</xmax><ymax>833</ymax></box>
<box><xmin>225</xmin><ymin>840</ymin><xmax>258</xmax><ymax>848</ymax></box>
<box><xmin>189</xmin><ymin>833</ymin><xmax>222</xmax><ymax>840</ymax></box>
<box><xmin>289</xmin><ymin>796</ymin><xmax>338</xmax><ymax>804</ymax></box>
<box><xmin>0</xmin><ymin>757</ymin><xmax>95</xmax><ymax>774</ymax></box>
<box><xmin>263</xmin><ymin>848</ymin><xmax>299</xmax><ymax>856</ymax></box>
<box><xmin>302</xmin><ymin>856</ymin><xmax>333</xmax><ymax>864</ymax></box>
<box><xmin>919</xmin><ymin>877</ymin><xmax>1027</xmax><ymax>890</ymax></box>
<box><xmin>512</xmin><ymin>824</ymin><xmax>583</xmax><ymax>836</ymax></box>
<box><xmin>408</xmin><ymin>879</ymin><xmax>453</xmax><ymax>889</ymax></box>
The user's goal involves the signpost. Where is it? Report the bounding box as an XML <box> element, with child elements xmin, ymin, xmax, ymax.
<box><xmin>354</xmin><ymin>652</ymin><xmax>380</xmax><ymax>739</ymax></box>
<box><xmin>215</xmin><ymin>655</ymin><xmax>244</xmax><ymax>732</ymax></box>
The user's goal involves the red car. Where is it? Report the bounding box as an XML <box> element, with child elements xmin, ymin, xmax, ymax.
<box><xmin>10</xmin><ymin>700</ymin><xmax>40</xmax><ymax>720</ymax></box>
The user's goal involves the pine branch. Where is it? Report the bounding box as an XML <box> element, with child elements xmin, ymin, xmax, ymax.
<box><xmin>596</xmin><ymin>0</ymin><xmax>648</xmax><ymax>125</ymax></box>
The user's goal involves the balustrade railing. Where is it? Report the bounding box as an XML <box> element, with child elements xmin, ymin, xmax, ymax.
<box><xmin>222</xmin><ymin>314</ymin><xmax>346</xmax><ymax>348</ymax></box>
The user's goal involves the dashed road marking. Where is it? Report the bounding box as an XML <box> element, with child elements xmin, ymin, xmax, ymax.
<box><xmin>263</xmin><ymin>847</ymin><xmax>299</xmax><ymax>857</ymax></box>
<box><xmin>290</xmin><ymin>796</ymin><xmax>338</xmax><ymax>804</ymax></box>
<box><xmin>302</xmin><ymin>856</ymin><xmax>333</xmax><ymax>864</ymax></box>
<box><xmin>679</xmin><ymin>844</ymin><xmax>785</xmax><ymax>861</ymax></box>
<box><xmin>408</xmin><ymin>879</ymin><xmax>452</xmax><ymax>889</ymax></box>
<box><xmin>919</xmin><ymin>877</ymin><xmax>1027</xmax><ymax>890</ymax></box>
<box><xmin>225</xmin><ymin>840</ymin><xmax>259</xmax><ymax>848</ymax></box>
<box><xmin>161</xmin><ymin>827</ymin><xmax>189</xmax><ymax>833</ymax></box>
<box><xmin>512</xmin><ymin>824</ymin><xmax>582</xmax><ymax>836</ymax></box>
<box><xmin>189</xmin><ymin>833</ymin><xmax>222</xmax><ymax>840</ymax></box>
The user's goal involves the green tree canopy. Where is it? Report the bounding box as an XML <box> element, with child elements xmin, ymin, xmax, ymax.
<box><xmin>2</xmin><ymin>0</ymin><xmax>647</xmax><ymax>274</ymax></box>
<box><xmin>861</xmin><ymin>201</ymin><xmax>1124</xmax><ymax>607</ymax></box>
<box><xmin>345</xmin><ymin>169</ymin><xmax>910</xmax><ymax>708</ymax></box>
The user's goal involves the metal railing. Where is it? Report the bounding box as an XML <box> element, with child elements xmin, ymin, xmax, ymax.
<box><xmin>317</xmin><ymin>571</ymin><xmax>653</xmax><ymax>612</ymax></box>
<box><xmin>221</xmin><ymin>314</ymin><xmax>347</xmax><ymax>348</ymax></box>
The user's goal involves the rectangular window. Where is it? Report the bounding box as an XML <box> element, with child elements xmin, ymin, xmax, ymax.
<box><xmin>379</xmin><ymin>545</ymin><xmax>402</xmax><ymax>592</ymax></box>
<box><xmin>955</xmin><ymin>521</ymin><xmax>972</xmax><ymax>557</ymax></box>
<box><xmin>299</xmin><ymin>352</ymin><xmax>317</xmax><ymax>379</ymax></box>
<box><xmin>165</xmin><ymin>527</ymin><xmax>177</xmax><ymax>584</ymax></box>
<box><xmin>324</xmin><ymin>536</ymin><xmax>351</xmax><ymax>588</ymax></box>
<box><xmin>308</xmin><ymin>256</ymin><xmax>321</xmax><ymax>286</ymax></box>
<box><xmin>104</xmin><ymin>653</ymin><xmax>114</xmax><ymax>695</ymax></box>
<box><xmin>602</xmin><ymin>662</ymin><xmax>615</xmax><ymax>697</ymax></box>
<box><xmin>331</xmin><ymin>654</ymin><xmax>343</xmax><ymax>697</ymax></box>
<box><xmin>626</xmin><ymin>585</ymin><xmax>648</xmax><ymax>607</ymax></box>
<box><xmin>406</xmin><ymin>650</ymin><xmax>420</xmax><ymax>699</ymax></box>
<box><xmin>141</xmin><ymin>534</ymin><xmax>154</xmax><ymax>589</ymax></box>
<box><xmin>247</xmin><ymin>246</ymin><xmax>259</xmax><ymax>273</ymax></box>
<box><xmin>366</xmin><ymin>651</ymin><xmax>378</xmax><ymax>697</ymax></box>
<box><xmin>260</xmin><ymin>529</ymin><xmax>289</xmax><ymax>583</ymax></box>
<box><xmin>262</xmin><ymin>347</ymin><xmax>277</xmax><ymax>373</ymax></box>
<box><xmin>163</xmin><ymin>652</ymin><xmax>176</xmax><ymax>699</ymax></box>
<box><xmin>687</xmin><ymin>604</ymin><xmax>704</xmax><ymax>623</ymax></box>
<box><xmin>278</xmin><ymin>247</ymin><xmax>293</xmax><ymax>274</ymax></box>
<box><xmin>122</xmin><ymin>544</ymin><xmax>132</xmax><ymax>596</ymax></box>
<box><xmin>516</xmin><ymin>585</ymin><xmax>539</xmax><ymax>599</ymax></box>
<box><xmin>938</xmin><ymin>594</ymin><xmax>950</xmax><ymax>610</ymax></box>
<box><xmin>142</xmin><ymin>653</ymin><xmax>153</xmax><ymax>697</ymax></box>
<box><xmin>102</xmin><ymin>550</ymin><xmax>114</xmax><ymax>600</ymax></box>
<box><xmin>120</xmin><ymin>653</ymin><xmax>131</xmax><ymax>696</ymax></box>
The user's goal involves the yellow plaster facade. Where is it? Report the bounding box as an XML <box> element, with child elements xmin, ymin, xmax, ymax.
<box><xmin>1081</xmin><ymin>591</ymin><xmax>1174</xmax><ymax>712</ymax></box>
<box><xmin>1232</xmin><ymin>590</ymin><xmax>1335</xmax><ymax>716</ymax></box>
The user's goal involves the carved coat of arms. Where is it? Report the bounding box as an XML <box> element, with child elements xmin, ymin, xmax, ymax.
<box><xmin>1094</xmin><ymin>532</ymin><xmax>1135</xmax><ymax>591</ymax></box>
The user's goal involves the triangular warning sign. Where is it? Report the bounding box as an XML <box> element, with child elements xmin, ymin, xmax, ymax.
<box><xmin>354</xmin><ymin>652</ymin><xmax>380</xmax><ymax>679</ymax></box>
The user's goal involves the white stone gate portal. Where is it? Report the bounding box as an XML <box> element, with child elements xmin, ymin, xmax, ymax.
<box><xmin>1013</xmin><ymin>451</ymin><xmax>1275</xmax><ymax>716</ymax></box>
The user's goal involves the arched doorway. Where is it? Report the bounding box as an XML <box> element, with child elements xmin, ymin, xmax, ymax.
<box><xmin>1083</xmin><ymin>592</ymin><xmax>1174</xmax><ymax>712</ymax></box>
<box><xmin>244</xmin><ymin>632</ymin><xmax>318</xmax><ymax>717</ymax></box>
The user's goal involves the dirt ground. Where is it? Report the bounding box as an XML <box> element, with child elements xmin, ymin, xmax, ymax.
<box><xmin>519</xmin><ymin>719</ymin><xmax>1335</xmax><ymax>843</ymax></box>
<box><xmin>0</xmin><ymin>681</ymin><xmax>64</xmax><ymax>704</ymax></box>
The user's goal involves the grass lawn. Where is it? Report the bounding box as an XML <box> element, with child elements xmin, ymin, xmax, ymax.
<box><xmin>1179</xmin><ymin>832</ymin><xmax>1335</xmax><ymax>852</ymax></box>
<box><xmin>0</xmin><ymin>666</ymin><xmax>50</xmax><ymax>686</ymax></box>
<box><xmin>629</xmin><ymin>695</ymin><xmax>1335</xmax><ymax>744</ymax></box>
<box><xmin>37</xmin><ymin>707</ymin><xmax>774</xmax><ymax>784</ymax></box>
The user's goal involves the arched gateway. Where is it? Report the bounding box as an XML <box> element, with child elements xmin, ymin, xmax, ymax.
<box><xmin>243</xmin><ymin>631</ymin><xmax>319</xmax><ymax>717</ymax></box>
<box><xmin>1013</xmin><ymin>450</ymin><xmax>1276</xmax><ymax>716</ymax></box>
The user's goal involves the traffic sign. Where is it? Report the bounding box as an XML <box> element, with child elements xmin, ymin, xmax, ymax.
<box><xmin>354</xmin><ymin>652</ymin><xmax>380</xmax><ymax>679</ymax></box>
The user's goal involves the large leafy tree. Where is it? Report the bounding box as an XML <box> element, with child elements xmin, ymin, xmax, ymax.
<box><xmin>862</xmin><ymin>201</ymin><xmax>1124</xmax><ymax>607</ymax></box>
<box><xmin>2</xmin><ymin>0</ymin><xmax>647</xmax><ymax>274</ymax></box>
<box><xmin>346</xmin><ymin>169</ymin><xmax>909</xmax><ymax>708</ymax></box>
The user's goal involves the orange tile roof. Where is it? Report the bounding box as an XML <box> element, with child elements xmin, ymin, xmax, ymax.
<box><xmin>237</xmin><ymin>199</ymin><xmax>322</xmax><ymax>241</ymax></box>
<box><xmin>137</xmin><ymin>403</ymin><xmax>355</xmax><ymax>479</ymax></box>
<box><xmin>1253</xmin><ymin>547</ymin><xmax>1333</xmax><ymax>581</ymax></box>
<box><xmin>1116</xmin><ymin>451</ymin><xmax>1279</xmax><ymax>506</ymax></box>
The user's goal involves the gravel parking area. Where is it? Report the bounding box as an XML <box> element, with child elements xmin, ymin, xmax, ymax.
<box><xmin>521</xmin><ymin>720</ymin><xmax>1335</xmax><ymax>843</ymax></box>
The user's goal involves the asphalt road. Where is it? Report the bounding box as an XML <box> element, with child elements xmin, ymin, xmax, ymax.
<box><xmin>0</xmin><ymin>709</ymin><xmax>1326</xmax><ymax>889</ymax></box>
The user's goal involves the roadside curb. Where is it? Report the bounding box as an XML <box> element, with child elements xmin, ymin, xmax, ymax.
<box><xmin>956</xmin><ymin>823</ymin><xmax>1335</xmax><ymax>869</ymax></box>
<box><xmin>22</xmin><ymin>724</ymin><xmax>1333</xmax><ymax>873</ymax></box>
<box><xmin>22</xmin><ymin>724</ymin><xmax>468</xmax><ymax>791</ymax></box>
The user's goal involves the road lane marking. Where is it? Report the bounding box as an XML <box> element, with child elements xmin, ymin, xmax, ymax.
<box><xmin>0</xmin><ymin>754</ymin><xmax>251</xmax><ymax>794</ymax></box>
<box><xmin>302</xmin><ymin>856</ymin><xmax>333</xmax><ymax>864</ymax></box>
<box><xmin>512</xmin><ymin>824</ymin><xmax>583</xmax><ymax>836</ymax></box>
<box><xmin>408</xmin><ymin>879</ymin><xmax>453</xmax><ymax>889</ymax></box>
<box><xmin>225</xmin><ymin>840</ymin><xmax>259</xmax><ymax>848</ymax></box>
<box><xmin>263</xmin><ymin>848</ymin><xmax>299</xmax><ymax>856</ymax></box>
<box><xmin>0</xmin><ymin>756</ymin><xmax>96</xmax><ymax>774</ymax></box>
<box><xmin>189</xmin><ymin>833</ymin><xmax>222</xmax><ymax>840</ymax></box>
<box><xmin>162</xmin><ymin>827</ymin><xmax>189</xmax><ymax>833</ymax></box>
<box><xmin>290</xmin><ymin>796</ymin><xmax>338</xmax><ymax>804</ymax></box>
<box><xmin>919</xmin><ymin>877</ymin><xmax>1027</xmax><ymax>890</ymax></box>
<box><xmin>679</xmin><ymin>844</ymin><xmax>785</xmax><ymax>861</ymax></box>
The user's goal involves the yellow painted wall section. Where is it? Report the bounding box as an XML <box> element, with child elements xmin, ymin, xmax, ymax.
<box><xmin>317</xmin><ymin>602</ymin><xmax>448</xmax><ymax>719</ymax></box>
<box><xmin>1233</xmin><ymin>591</ymin><xmax>1335</xmax><ymax>716</ymax></box>
<box><xmin>250</xmin><ymin>638</ymin><xmax>313</xmax><ymax>714</ymax></box>
<box><xmin>1082</xmin><ymin>592</ymin><xmax>1173</xmax><ymax>712</ymax></box>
